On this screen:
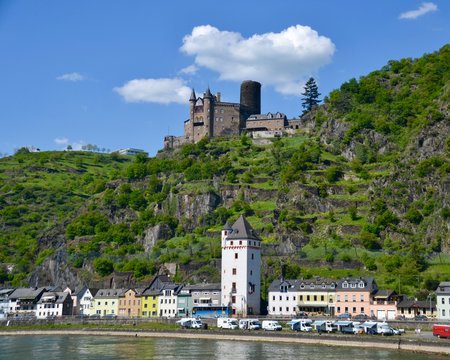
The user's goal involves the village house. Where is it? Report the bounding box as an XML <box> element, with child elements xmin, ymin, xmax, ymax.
<box><xmin>8</xmin><ymin>287</ymin><xmax>47</xmax><ymax>317</ymax></box>
<box><xmin>0</xmin><ymin>289</ymin><xmax>14</xmax><ymax>319</ymax></box>
<box><xmin>158</xmin><ymin>283</ymin><xmax>182</xmax><ymax>318</ymax></box>
<box><xmin>370</xmin><ymin>290</ymin><xmax>401</xmax><ymax>320</ymax></box>
<box><xmin>335</xmin><ymin>277</ymin><xmax>377</xmax><ymax>317</ymax></box>
<box><xmin>436</xmin><ymin>281</ymin><xmax>450</xmax><ymax>320</ymax></box>
<box><xmin>268</xmin><ymin>279</ymin><xmax>302</xmax><ymax>317</ymax></box>
<box><xmin>36</xmin><ymin>291</ymin><xmax>73</xmax><ymax>319</ymax></box>
<box><xmin>296</xmin><ymin>278</ymin><xmax>337</xmax><ymax>316</ymax></box>
<box><xmin>90</xmin><ymin>288</ymin><xmax>123</xmax><ymax>317</ymax></box>
<box><xmin>183</xmin><ymin>283</ymin><xmax>222</xmax><ymax>318</ymax></box>
<box><xmin>118</xmin><ymin>288</ymin><xmax>145</xmax><ymax>318</ymax></box>
<box><xmin>76</xmin><ymin>287</ymin><xmax>99</xmax><ymax>316</ymax></box>
<box><xmin>141</xmin><ymin>288</ymin><xmax>160</xmax><ymax>318</ymax></box>
<box><xmin>397</xmin><ymin>298</ymin><xmax>436</xmax><ymax>319</ymax></box>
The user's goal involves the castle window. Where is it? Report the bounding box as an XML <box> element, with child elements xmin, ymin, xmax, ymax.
<box><xmin>235</xmin><ymin>253</ymin><xmax>238</xmax><ymax>259</ymax></box>
<box><xmin>220</xmin><ymin>109</ymin><xmax>224</xmax><ymax>113</ymax></box>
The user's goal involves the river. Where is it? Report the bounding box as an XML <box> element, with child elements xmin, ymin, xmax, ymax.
<box><xmin>0</xmin><ymin>335</ymin><xmax>446</xmax><ymax>360</ymax></box>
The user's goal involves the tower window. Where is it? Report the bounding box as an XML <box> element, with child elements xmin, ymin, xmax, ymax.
<box><xmin>235</xmin><ymin>253</ymin><xmax>238</xmax><ymax>259</ymax></box>
<box><xmin>232</xmin><ymin>268</ymin><xmax>237</xmax><ymax>275</ymax></box>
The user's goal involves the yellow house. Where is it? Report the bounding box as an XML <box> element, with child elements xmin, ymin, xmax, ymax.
<box><xmin>296</xmin><ymin>278</ymin><xmax>337</xmax><ymax>316</ymax></box>
<box><xmin>141</xmin><ymin>289</ymin><xmax>160</xmax><ymax>318</ymax></box>
<box><xmin>90</xmin><ymin>288</ymin><xmax>124</xmax><ymax>317</ymax></box>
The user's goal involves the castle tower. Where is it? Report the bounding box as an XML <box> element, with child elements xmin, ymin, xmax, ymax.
<box><xmin>188</xmin><ymin>89</ymin><xmax>196</xmax><ymax>141</ymax></box>
<box><xmin>221</xmin><ymin>215</ymin><xmax>261</xmax><ymax>316</ymax></box>
<box><xmin>203</xmin><ymin>87</ymin><xmax>214</xmax><ymax>138</ymax></box>
<box><xmin>240</xmin><ymin>80</ymin><xmax>261</xmax><ymax>123</ymax></box>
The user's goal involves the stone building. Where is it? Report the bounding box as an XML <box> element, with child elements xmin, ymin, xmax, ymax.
<box><xmin>164</xmin><ymin>80</ymin><xmax>303</xmax><ymax>149</ymax></box>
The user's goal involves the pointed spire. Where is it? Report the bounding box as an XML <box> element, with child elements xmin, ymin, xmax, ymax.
<box><xmin>227</xmin><ymin>215</ymin><xmax>260</xmax><ymax>240</ymax></box>
<box><xmin>223</xmin><ymin>221</ymin><xmax>232</xmax><ymax>231</ymax></box>
<box><xmin>190</xmin><ymin>88</ymin><xmax>196</xmax><ymax>101</ymax></box>
<box><xmin>204</xmin><ymin>86</ymin><xmax>212</xmax><ymax>98</ymax></box>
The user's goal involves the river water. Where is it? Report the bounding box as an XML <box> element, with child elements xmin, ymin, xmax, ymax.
<box><xmin>0</xmin><ymin>335</ymin><xmax>445</xmax><ymax>360</ymax></box>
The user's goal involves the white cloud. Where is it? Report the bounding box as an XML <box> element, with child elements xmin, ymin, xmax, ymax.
<box><xmin>179</xmin><ymin>64</ymin><xmax>199</xmax><ymax>75</ymax></box>
<box><xmin>399</xmin><ymin>2</ymin><xmax>437</xmax><ymax>20</ymax></box>
<box><xmin>54</xmin><ymin>137</ymin><xmax>69</xmax><ymax>145</ymax></box>
<box><xmin>114</xmin><ymin>78</ymin><xmax>191</xmax><ymax>104</ymax></box>
<box><xmin>180</xmin><ymin>25</ymin><xmax>335</xmax><ymax>95</ymax></box>
<box><xmin>56</xmin><ymin>72</ymin><xmax>85</xmax><ymax>82</ymax></box>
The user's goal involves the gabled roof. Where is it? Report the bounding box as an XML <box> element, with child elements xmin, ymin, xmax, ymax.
<box><xmin>225</xmin><ymin>215</ymin><xmax>260</xmax><ymax>241</ymax></box>
<box><xmin>95</xmin><ymin>289</ymin><xmax>125</xmax><ymax>298</ymax></box>
<box><xmin>9</xmin><ymin>287</ymin><xmax>47</xmax><ymax>300</ymax></box>
<box><xmin>436</xmin><ymin>282</ymin><xmax>450</xmax><ymax>294</ymax></box>
<box><xmin>38</xmin><ymin>291</ymin><xmax>70</xmax><ymax>304</ymax></box>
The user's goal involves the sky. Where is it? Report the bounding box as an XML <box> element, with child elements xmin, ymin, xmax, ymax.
<box><xmin>0</xmin><ymin>1</ymin><xmax>448</xmax><ymax>157</ymax></box>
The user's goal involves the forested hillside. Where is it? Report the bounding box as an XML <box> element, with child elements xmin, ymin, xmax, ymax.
<box><xmin>0</xmin><ymin>45</ymin><xmax>449</xmax><ymax>301</ymax></box>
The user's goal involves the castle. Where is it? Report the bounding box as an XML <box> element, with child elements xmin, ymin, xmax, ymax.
<box><xmin>164</xmin><ymin>80</ymin><xmax>302</xmax><ymax>149</ymax></box>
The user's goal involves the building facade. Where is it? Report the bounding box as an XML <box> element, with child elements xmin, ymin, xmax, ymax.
<box><xmin>436</xmin><ymin>281</ymin><xmax>450</xmax><ymax>320</ymax></box>
<box><xmin>141</xmin><ymin>289</ymin><xmax>159</xmax><ymax>318</ymax></box>
<box><xmin>118</xmin><ymin>288</ymin><xmax>144</xmax><ymax>318</ymax></box>
<box><xmin>36</xmin><ymin>291</ymin><xmax>73</xmax><ymax>319</ymax></box>
<box><xmin>335</xmin><ymin>278</ymin><xmax>377</xmax><ymax>317</ymax></box>
<box><xmin>221</xmin><ymin>215</ymin><xmax>261</xmax><ymax>316</ymax></box>
<box><xmin>90</xmin><ymin>289</ymin><xmax>123</xmax><ymax>316</ymax></box>
<box><xmin>268</xmin><ymin>279</ymin><xmax>302</xmax><ymax>317</ymax></box>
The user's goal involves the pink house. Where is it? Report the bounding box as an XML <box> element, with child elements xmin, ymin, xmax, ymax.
<box><xmin>370</xmin><ymin>290</ymin><xmax>400</xmax><ymax>320</ymax></box>
<box><xmin>335</xmin><ymin>277</ymin><xmax>377</xmax><ymax>317</ymax></box>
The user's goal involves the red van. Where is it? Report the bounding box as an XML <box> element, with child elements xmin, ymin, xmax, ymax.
<box><xmin>432</xmin><ymin>324</ymin><xmax>450</xmax><ymax>339</ymax></box>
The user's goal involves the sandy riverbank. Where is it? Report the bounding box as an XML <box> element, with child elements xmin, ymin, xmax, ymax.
<box><xmin>0</xmin><ymin>329</ymin><xmax>448</xmax><ymax>355</ymax></box>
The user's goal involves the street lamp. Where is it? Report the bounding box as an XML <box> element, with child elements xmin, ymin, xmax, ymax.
<box><xmin>427</xmin><ymin>292</ymin><xmax>435</xmax><ymax>316</ymax></box>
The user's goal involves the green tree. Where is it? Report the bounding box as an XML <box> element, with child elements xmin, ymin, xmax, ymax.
<box><xmin>301</xmin><ymin>77</ymin><xmax>321</xmax><ymax>113</ymax></box>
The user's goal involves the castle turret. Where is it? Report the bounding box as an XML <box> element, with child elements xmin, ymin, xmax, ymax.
<box><xmin>203</xmin><ymin>86</ymin><xmax>214</xmax><ymax>138</ymax></box>
<box><xmin>240</xmin><ymin>80</ymin><xmax>261</xmax><ymax>117</ymax></box>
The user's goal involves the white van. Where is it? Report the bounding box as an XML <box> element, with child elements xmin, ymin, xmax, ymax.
<box><xmin>239</xmin><ymin>319</ymin><xmax>261</xmax><ymax>330</ymax></box>
<box><xmin>290</xmin><ymin>319</ymin><xmax>313</xmax><ymax>332</ymax></box>
<box><xmin>262</xmin><ymin>320</ymin><xmax>282</xmax><ymax>331</ymax></box>
<box><xmin>217</xmin><ymin>317</ymin><xmax>239</xmax><ymax>329</ymax></box>
<box><xmin>176</xmin><ymin>317</ymin><xmax>203</xmax><ymax>329</ymax></box>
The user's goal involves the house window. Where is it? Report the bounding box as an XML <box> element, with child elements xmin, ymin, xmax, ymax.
<box><xmin>443</xmin><ymin>309</ymin><xmax>446</xmax><ymax>317</ymax></box>
<box><xmin>350</xmin><ymin>283</ymin><xmax>356</xmax><ymax>288</ymax></box>
<box><xmin>442</xmin><ymin>298</ymin><xmax>445</xmax><ymax>304</ymax></box>
<box><xmin>232</xmin><ymin>268</ymin><xmax>237</xmax><ymax>275</ymax></box>
<box><xmin>286</xmin><ymin>296</ymin><xmax>289</xmax><ymax>301</ymax></box>
<box><xmin>352</xmin><ymin>307</ymin><xmax>356</xmax><ymax>313</ymax></box>
<box><xmin>293</xmin><ymin>296</ymin><xmax>296</xmax><ymax>301</ymax></box>
<box><xmin>361</xmin><ymin>307</ymin><xmax>365</xmax><ymax>313</ymax></box>
<box><xmin>337</xmin><ymin>307</ymin><xmax>341</xmax><ymax>312</ymax></box>
<box><xmin>286</xmin><ymin>307</ymin><xmax>289</xmax><ymax>312</ymax></box>
<box><xmin>337</xmin><ymin>295</ymin><xmax>340</xmax><ymax>302</ymax></box>
<box><xmin>360</xmin><ymin>295</ymin><xmax>364</xmax><ymax>302</ymax></box>
<box><xmin>342</xmin><ymin>283</ymin><xmax>348</xmax><ymax>288</ymax></box>
<box><xmin>272</xmin><ymin>307</ymin><xmax>275</xmax><ymax>312</ymax></box>
<box><xmin>352</xmin><ymin>295</ymin><xmax>356</xmax><ymax>302</ymax></box>
<box><xmin>306</xmin><ymin>295</ymin><xmax>310</xmax><ymax>301</ymax></box>
<box><xmin>313</xmin><ymin>295</ymin><xmax>317</xmax><ymax>301</ymax></box>
<box><xmin>345</xmin><ymin>307</ymin><xmax>348</xmax><ymax>313</ymax></box>
<box><xmin>279</xmin><ymin>307</ymin><xmax>282</xmax><ymax>312</ymax></box>
<box><xmin>299</xmin><ymin>295</ymin><xmax>303</xmax><ymax>301</ymax></box>
<box><xmin>358</xmin><ymin>282</ymin><xmax>365</xmax><ymax>288</ymax></box>
<box><xmin>231</xmin><ymin>296</ymin><xmax>236</xmax><ymax>304</ymax></box>
<box><xmin>279</xmin><ymin>296</ymin><xmax>282</xmax><ymax>301</ymax></box>
<box><xmin>344</xmin><ymin>295</ymin><xmax>348</xmax><ymax>302</ymax></box>
<box><xmin>272</xmin><ymin>295</ymin><xmax>275</xmax><ymax>301</ymax></box>
<box><xmin>320</xmin><ymin>295</ymin><xmax>324</xmax><ymax>301</ymax></box>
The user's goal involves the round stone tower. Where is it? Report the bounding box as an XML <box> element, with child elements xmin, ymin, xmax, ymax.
<box><xmin>240</xmin><ymin>80</ymin><xmax>261</xmax><ymax>116</ymax></box>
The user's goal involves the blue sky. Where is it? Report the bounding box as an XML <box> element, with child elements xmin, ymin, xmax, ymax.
<box><xmin>0</xmin><ymin>1</ymin><xmax>448</xmax><ymax>157</ymax></box>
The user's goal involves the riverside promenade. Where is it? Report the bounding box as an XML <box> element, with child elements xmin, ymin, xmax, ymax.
<box><xmin>0</xmin><ymin>328</ymin><xmax>449</xmax><ymax>356</ymax></box>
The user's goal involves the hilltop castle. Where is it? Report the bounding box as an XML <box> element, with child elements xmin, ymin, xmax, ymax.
<box><xmin>164</xmin><ymin>80</ymin><xmax>302</xmax><ymax>149</ymax></box>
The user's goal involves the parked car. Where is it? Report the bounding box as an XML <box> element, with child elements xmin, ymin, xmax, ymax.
<box><xmin>336</xmin><ymin>312</ymin><xmax>352</xmax><ymax>320</ymax></box>
<box><xmin>296</xmin><ymin>312</ymin><xmax>309</xmax><ymax>319</ymax></box>
<box><xmin>414</xmin><ymin>315</ymin><xmax>428</xmax><ymax>321</ymax></box>
<box><xmin>103</xmin><ymin>314</ymin><xmax>117</xmax><ymax>319</ymax></box>
<box><xmin>353</xmin><ymin>314</ymin><xmax>369</xmax><ymax>321</ymax></box>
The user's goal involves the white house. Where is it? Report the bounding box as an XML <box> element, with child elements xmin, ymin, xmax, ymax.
<box><xmin>36</xmin><ymin>291</ymin><xmax>73</xmax><ymax>319</ymax></box>
<box><xmin>220</xmin><ymin>215</ymin><xmax>261</xmax><ymax>316</ymax></box>
<box><xmin>0</xmin><ymin>289</ymin><xmax>14</xmax><ymax>319</ymax></box>
<box><xmin>77</xmin><ymin>287</ymin><xmax>99</xmax><ymax>316</ymax></box>
<box><xmin>268</xmin><ymin>279</ymin><xmax>301</xmax><ymax>317</ymax></box>
<box><xmin>436</xmin><ymin>282</ymin><xmax>450</xmax><ymax>320</ymax></box>
<box><xmin>158</xmin><ymin>284</ymin><xmax>181</xmax><ymax>318</ymax></box>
